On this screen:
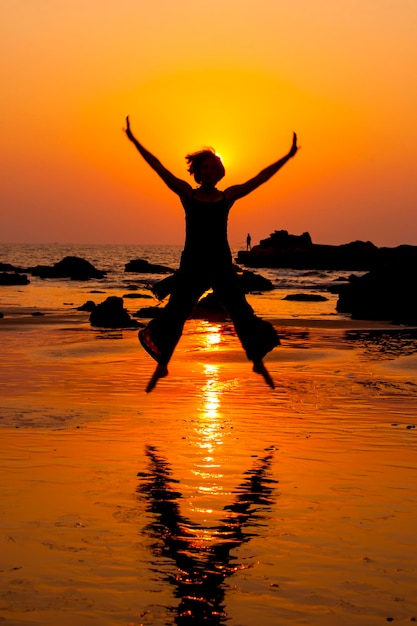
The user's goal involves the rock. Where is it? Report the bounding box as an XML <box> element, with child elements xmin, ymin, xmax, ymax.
<box><xmin>336</xmin><ymin>260</ymin><xmax>417</xmax><ymax>325</ymax></box>
<box><xmin>0</xmin><ymin>263</ymin><xmax>17</xmax><ymax>271</ymax></box>
<box><xmin>89</xmin><ymin>296</ymin><xmax>140</xmax><ymax>328</ymax></box>
<box><xmin>0</xmin><ymin>272</ymin><xmax>30</xmax><ymax>285</ymax></box>
<box><xmin>133</xmin><ymin>306</ymin><xmax>164</xmax><ymax>319</ymax></box>
<box><xmin>125</xmin><ymin>258</ymin><xmax>174</xmax><ymax>274</ymax></box>
<box><xmin>123</xmin><ymin>292</ymin><xmax>153</xmax><ymax>299</ymax></box>
<box><xmin>31</xmin><ymin>256</ymin><xmax>106</xmax><ymax>280</ymax></box>
<box><xmin>283</xmin><ymin>293</ymin><xmax>328</xmax><ymax>301</ymax></box>
<box><xmin>327</xmin><ymin>276</ymin><xmax>352</xmax><ymax>293</ymax></box>
<box><xmin>238</xmin><ymin>269</ymin><xmax>274</xmax><ymax>292</ymax></box>
<box><xmin>236</xmin><ymin>230</ymin><xmax>417</xmax><ymax>271</ymax></box>
<box><xmin>77</xmin><ymin>300</ymin><xmax>96</xmax><ymax>312</ymax></box>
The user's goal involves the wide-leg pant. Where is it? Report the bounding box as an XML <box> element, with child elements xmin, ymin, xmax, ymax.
<box><xmin>140</xmin><ymin>264</ymin><xmax>279</xmax><ymax>365</ymax></box>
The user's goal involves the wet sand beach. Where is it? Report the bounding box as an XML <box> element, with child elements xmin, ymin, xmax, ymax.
<box><xmin>1</xmin><ymin>312</ymin><xmax>417</xmax><ymax>625</ymax></box>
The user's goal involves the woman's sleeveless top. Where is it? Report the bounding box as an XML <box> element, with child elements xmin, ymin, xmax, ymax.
<box><xmin>180</xmin><ymin>192</ymin><xmax>234</xmax><ymax>269</ymax></box>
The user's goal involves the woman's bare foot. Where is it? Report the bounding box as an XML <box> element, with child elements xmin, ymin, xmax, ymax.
<box><xmin>146</xmin><ymin>364</ymin><xmax>168</xmax><ymax>393</ymax></box>
<box><xmin>253</xmin><ymin>360</ymin><xmax>275</xmax><ymax>389</ymax></box>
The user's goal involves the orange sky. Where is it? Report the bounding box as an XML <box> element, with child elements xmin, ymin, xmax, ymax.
<box><xmin>1</xmin><ymin>0</ymin><xmax>416</xmax><ymax>247</ymax></box>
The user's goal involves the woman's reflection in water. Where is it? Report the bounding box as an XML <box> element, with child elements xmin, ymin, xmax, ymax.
<box><xmin>137</xmin><ymin>445</ymin><xmax>278</xmax><ymax>624</ymax></box>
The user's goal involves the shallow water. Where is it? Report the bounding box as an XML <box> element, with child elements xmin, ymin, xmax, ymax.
<box><xmin>1</xmin><ymin>317</ymin><xmax>417</xmax><ymax>625</ymax></box>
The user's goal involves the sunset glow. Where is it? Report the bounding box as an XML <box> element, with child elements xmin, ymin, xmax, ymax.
<box><xmin>1</xmin><ymin>1</ymin><xmax>416</xmax><ymax>246</ymax></box>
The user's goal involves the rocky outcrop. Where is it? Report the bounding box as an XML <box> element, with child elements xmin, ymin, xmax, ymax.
<box><xmin>336</xmin><ymin>261</ymin><xmax>417</xmax><ymax>325</ymax></box>
<box><xmin>236</xmin><ymin>230</ymin><xmax>417</xmax><ymax>271</ymax></box>
<box><xmin>134</xmin><ymin>305</ymin><xmax>163</xmax><ymax>319</ymax></box>
<box><xmin>31</xmin><ymin>256</ymin><xmax>106</xmax><ymax>280</ymax></box>
<box><xmin>0</xmin><ymin>272</ymin><xmax>30</xmax><ymax>285</ymax></box>
<box><xmin>89</xmin><ymin>296</ymin><xmax>140</xmax><ymax>328</ymax></box>
<box><xmin>238</xmin><ymin>269</ymin><xmax>274</xmax><ymax>292</ymax></box>
<box><xmin>77</xmin><ymin>300</ymin><xmax>96</xmax><ymax>312</ymax></box>
<box><xmin>0</xmin><ymin>263</ymin><xmax>18</xmax><ymax>272</ymax></box>
<box><xmin>125</xmin><ymin>258</ymin><xmax>174</xmax><ymax>274</ymax></box>
<box><xmin>283</xmin><ymin>293</ymin><xmax>328</xmax><ymax>302</ymax></box>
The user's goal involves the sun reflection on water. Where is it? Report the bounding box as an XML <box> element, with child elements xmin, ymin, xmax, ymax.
<box><xmin>192</xmin><ymin>326</ymin><xmax>230</xmax><ymax>512</ymax></box>
<box><xmin>196</xmin><ymin>325</ymin><xmax>225</xmax><ymax>455</ymax></box>
<box><xmin>193</xmin><ymin>362</ymin><xmax>225</xmax><ymax>508</ymax></box>
<box><xmin>202</xmin><ymin>364</ymin><xmax>221</xmax><ymax>417</ymax></box>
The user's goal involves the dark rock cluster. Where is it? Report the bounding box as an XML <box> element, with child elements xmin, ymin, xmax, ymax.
<box><xmin>31</xmin><ymin>256</ymin><xmax>106</xmax><ymax>280</ymax></box>
<box><xmin>89</xmin><ymin>296</ymin><xmax>141</xmax><ymax>328</ymax></box>
<box><xmin>0</xmin><ymin>272</ymin><xmax>30</xmax><ymax>285</ymax></box>
<box><xmin>236</xmin><ymin>230</ymin><xmax>417</xmax><ymax>325</ymax></box>
<box><xmin>236</xmin><ymin>229</ymin><xmax>417</xmax><ymax>272</ymax></box>
<box><xmin>2</xmin><ymin>245</ymin><xmax>416</xmax><ymax>326</ymax></box>
<box><xmin>0</xmin><ymin>256</ymin><xmax>106</xmax><ymax>281</ymax></box>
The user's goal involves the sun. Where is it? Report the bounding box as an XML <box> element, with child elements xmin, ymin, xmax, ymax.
<box><xmin>73</xmin><ymin>66</ymin><xmax>361</xmax><ymax>204</ymax></box>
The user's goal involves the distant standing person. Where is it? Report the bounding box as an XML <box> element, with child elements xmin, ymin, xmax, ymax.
<box><xmin>246</xmin><ymin>233</ymin><xmax>252</xmax><ymax>251</ymax></box>
<box><xmin>124</xmin><ymin>116</ymin><xmax>299</xmax><ymax>391</ymax></box>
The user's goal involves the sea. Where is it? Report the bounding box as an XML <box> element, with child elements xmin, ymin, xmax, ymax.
<box><xmin>0</xmin><ymin>243</ymin><xmax>355</xmax><ymax>321</ymax></box>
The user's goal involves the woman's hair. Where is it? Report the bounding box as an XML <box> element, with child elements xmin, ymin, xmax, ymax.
<box><xmin>185</xmin><ymin>147</ymin><xmax>225</xmax><ymax>184</ymax></box>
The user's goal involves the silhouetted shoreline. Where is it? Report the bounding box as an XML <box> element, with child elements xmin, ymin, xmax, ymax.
<box><xmin>236</xmin><ymin>229</ymin><xmax>417</xmax><ymax>270</ymax></box>
<box><xmin>1</xmin><ymin>240</ymin><xmax>417</xmax><ymax>326</ymax></box>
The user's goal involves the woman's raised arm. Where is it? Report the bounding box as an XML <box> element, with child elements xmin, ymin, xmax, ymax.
<box><xmin>224</xmin><ymin>133</ymin><xmax>298</xmax><ymax>202</ymax></box>
<box><xmin>124</xmin><ymin>116</ymin><xmax>192</xmax><ymax>197</ymax></box>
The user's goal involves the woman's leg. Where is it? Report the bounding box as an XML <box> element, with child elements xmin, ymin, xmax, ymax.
<box><xmin>139</xmin><ymin>270</ymin><xmax>207</xmax><ymax>366</ymax></box>
<box><xmin>213</xmin><ymin>269</ymin><xmax>279</xmax><ymax>387</ymax></box>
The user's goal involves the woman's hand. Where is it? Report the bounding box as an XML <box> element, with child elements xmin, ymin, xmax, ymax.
<box><xmin>123</xmin><ymin>117</ymin><xmax>192</xmax><ymax>197</ymax></box>
<box><xmin>124</xmin><ymin>115</ymin><xmax>134</xmax><ymax>141</ymax></box>
<box><xmin>224</xmin><ymin>132</ymin><xmax>299</xmax><ymax>201</ymax></box>
<box><xmin>288</xmin><ymin>132</ymin><xmax>298</xmax><ymax>157</ymax></box>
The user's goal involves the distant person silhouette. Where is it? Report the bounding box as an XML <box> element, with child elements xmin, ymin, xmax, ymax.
<box><xmin>246</xmin><ymin>233</ymin><xmax>252</xmax><ymax>251</ymax></box>
<box><xmin>124</xmin><ymin>116</ymin><xmax>298</xmax><ymax>391</ymax></box>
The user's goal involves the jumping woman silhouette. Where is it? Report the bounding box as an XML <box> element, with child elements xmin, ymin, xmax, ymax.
<box><xmin>124</xmin><ymin>117</ymin><xmax>298</xmax><ymax>391</ymax></box>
